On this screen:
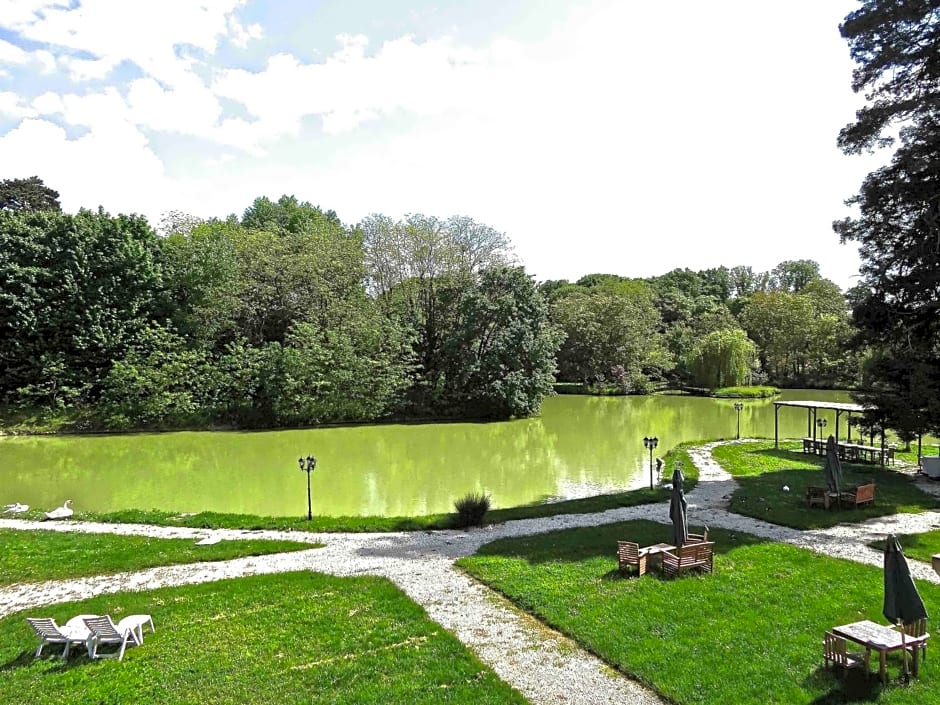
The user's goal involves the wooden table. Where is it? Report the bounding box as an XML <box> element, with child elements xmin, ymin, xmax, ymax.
<box><xmin>832</xmin><ymin>619</ymin><xmax>930</xmax><ymax>685</ymax></box>
<box><xmin>643</xmin><ymin>543</ymin><xmax>675</xmax><ymax>572</ymax></box>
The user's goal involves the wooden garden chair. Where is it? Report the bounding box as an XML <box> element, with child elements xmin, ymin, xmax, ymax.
<box><xmin>616</xmin><ymin>541</ymin><xmax>649</xmax><ymax>577</ymax></box>
<box><xmin>823</xmin><ymin>632</ymin><xmax>866</xmax><ymax>674</ymax></box>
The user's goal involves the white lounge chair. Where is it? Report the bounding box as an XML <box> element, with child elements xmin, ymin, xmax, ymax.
<box><xmin>26</xmin><ymin>617</ymin><xmax>87</xmax><ymax>658</ymax></box>
<box><xmin>83</xmin><ymin>615</ymin><xmax>143</xmax><ymax>660</ymax></box>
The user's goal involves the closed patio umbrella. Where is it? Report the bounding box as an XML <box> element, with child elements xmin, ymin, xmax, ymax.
<box><xmin>884</xmin><ymin>534</ymin><xmax>928</xmax><ymax>677</ymax></box>
<box><xmin>669</xmin><ymin>465</ymin><xmax>688</xmax><ymax>548</ymax></box>
<box><xmin>824</xmin><ymin>435</ymin><xmax>843</xmax><ymax>496</ymax></box>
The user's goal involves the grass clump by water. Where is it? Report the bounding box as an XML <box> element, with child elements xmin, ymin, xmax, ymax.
<box><xmin>453</xmin><ymin>492</ymin><xmax>491</xmax><ymax>528</ymax></box>
<box><xmin>711</xmin><ymin>386</ymin><xmax>780</xmax><ymax>398</ymax></box>
<box><xmin>712</xmin><ymin>441</ymin><xmax>939</xmax><ymax>530</ymax></box>
<box><xmin>0</xmin><ymin>529</ymin><xmax>317</xmax><ymax>585</ymax></box>
<box><xmin>457</xmin><ymin>520</ymin><xmax>940</xmax><ymax>705</ymax></box>
<box><xmin>0</xmin><ymin>572</ymin><xmax>527</xmax><ymax>705</ymax></box>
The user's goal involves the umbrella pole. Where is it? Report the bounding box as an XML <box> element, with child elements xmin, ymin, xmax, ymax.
<box><xmin>899</xmin><ymin>620</ymin><xmax>908</xmax><ymax>681</ymax></box>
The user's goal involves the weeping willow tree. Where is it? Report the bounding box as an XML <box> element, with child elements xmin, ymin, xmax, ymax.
<box><xmin>686</xmin><ymin>328</ymin><xmax>757</xmax><ymax>389</ymax></box>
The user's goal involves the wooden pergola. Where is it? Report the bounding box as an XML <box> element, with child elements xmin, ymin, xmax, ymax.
<box><xmin>772</xmin><ymin>399</ymin><xmax>877</xmax><ymax>451</ymax></box>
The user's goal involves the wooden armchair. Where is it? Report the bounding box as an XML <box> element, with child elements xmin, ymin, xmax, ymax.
<box><xmin>806</xmin><ymin>486</ymin><xmax>832</xmax><ymax>509</ymax></box>
<box><xmin>839</xmin><ymin>483</ymin><xmax>875</xmax><ymax>509</ymax></box>
<box><xmin>894</xmin><ymin>618</ymin><xmax>929</xmax><ymax>663</ymax></box>
<box><xmin>687</xmin><ymin>527</ymin><xmax>709</xmax><ymax>544</ymax></box>
<box><xmin>823</xmin><ymin>632</ymin><xmax>866</xmax><ymax>673</ymax></box>
<box><xmin>661</xmin><ymin>541</ymin><xmax>714</xmax><ymax>578</ymax></box>
<box><xmin>616</xmin><ymin>541</ymin><xmax>649</xmax><ymax>577</ymax></box>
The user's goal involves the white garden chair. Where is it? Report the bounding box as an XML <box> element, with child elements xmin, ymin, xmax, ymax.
<box><xmin>83</xmin><ymin>615</ymin><xmax>142</xmax><ymax>661</ymax></box>
<box><xmin>26</xmin><ymin>617</ymin><xmax>87</xmax><ymax>658</ymax></box>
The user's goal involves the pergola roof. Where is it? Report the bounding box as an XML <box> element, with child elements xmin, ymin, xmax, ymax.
<box><xmin>773</xmin><ymin>400</ymin><xmax>868</xmax><ymax>413</ymax></box>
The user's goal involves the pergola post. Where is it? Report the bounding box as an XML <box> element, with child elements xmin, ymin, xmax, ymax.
<box><xmin>774</xmin><ymin>403</ymin><xmax>780</xmax><ymax>449</ymax></box>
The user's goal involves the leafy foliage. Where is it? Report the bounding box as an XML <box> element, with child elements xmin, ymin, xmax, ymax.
<box><xmin>835</xmin><ymin>0</ymin><xmax>940</xmax><ymax>437</ymax></box>
<box><xmin>0</xmin><ymin>175</ymin><xmax>60</xmax><ymax>212</ymax></box>
<box><xmin>685</xmin><ymin>328</ymin><xmax>757</xmax><ymax>389</ymax></box>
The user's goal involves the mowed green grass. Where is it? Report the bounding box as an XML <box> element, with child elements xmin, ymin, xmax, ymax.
<box><xmin>712</xmin><ymin>441</ymin><xmax>939</xmax><ymax>529</ymax></box>
<box><xmin>869</xmin><ymin>531</ymin><xmax>940</xmax><ymax>564</ymax></box>
<box><xmin>0</xmin><ymin>529</ymin><xmax>318</xmax><ymax>585</ymax></box>
<box><xmin>0</xmin><ymin>572</ymin><xmax>527</xmax><ymax>705</ymax></box>
<box><xmin>457</xmin><ymin>520</ymin><xmax>940</xmax><ymax>705</ymax></box>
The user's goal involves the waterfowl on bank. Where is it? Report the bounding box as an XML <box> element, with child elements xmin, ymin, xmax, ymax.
<box><xmin>44</xmin><ymin>499</ymin><xmax>73</xmax><ymax>520</ymax></box>
<box><xmin>2</xmin><ymin>503</ymin><xmax>29</xmax><ymax>514</ymax></box>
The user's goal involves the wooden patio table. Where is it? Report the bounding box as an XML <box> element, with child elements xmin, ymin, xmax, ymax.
<box><xmin>643</xmin><ymin>543</ymin><xmax>675</xmax><ymax>572</ymax></box>
<box><xmin>832</xmin><ymin>619</ymin><xmax>930</xmax><ymax>685</ymax></box>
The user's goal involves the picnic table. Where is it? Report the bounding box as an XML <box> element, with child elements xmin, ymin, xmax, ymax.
<box><xmin>801</xmin><ymin>438</ymin><xmax>887</xmax><ymax>464</ymax></box>
<box><xmin>643</xmin><ymin>543</ymin><xmax>675</xmax><ymax>572</ymax></box>
<box><xmin>832</xmin><ymin>619</ymin><xmax>930</xmax><ymax>685</ymax></box>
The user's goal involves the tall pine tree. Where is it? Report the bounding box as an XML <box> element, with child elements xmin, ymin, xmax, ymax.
<box><xmin>834</xmin><ymin>1</ymin><xmax>940</xmax><ymax>440</ymax></box>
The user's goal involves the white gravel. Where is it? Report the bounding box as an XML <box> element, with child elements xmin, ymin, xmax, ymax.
<box><xmin>3</xmin><ymin>439</ymin><xmax>940</xmax><ymax>705</ymax></box>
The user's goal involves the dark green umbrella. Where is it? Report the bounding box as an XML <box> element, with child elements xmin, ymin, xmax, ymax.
<box><xmin>883</xmin><ymin>534</ymin><xmax>928</xmax><ymax>676</ymax></box>
<box><xmin>823</xmin><ymin>435</ymin><xmax>843</xmax><ymax>495</ymax></box>
<box><xmin>669</xmin><ymin>465</ymin><xmax>688</xmax><ymax>548</ymax></box>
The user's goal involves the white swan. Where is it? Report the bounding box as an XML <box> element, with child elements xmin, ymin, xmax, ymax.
<box><xmin>44</xmin><ymin>499</ymin><xmax>73</xmax><ymax>520</ymax></box>
<box><xmin>2</xmin><ymin>502</ymin><xmax>29</xmax><ymax>514</ymax></box>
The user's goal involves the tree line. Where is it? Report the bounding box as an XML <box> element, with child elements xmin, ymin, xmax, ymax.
<box><xmin>0</xmin><ymin>175</ymin><xmax>864</xmax><ymax>431</ymax></box>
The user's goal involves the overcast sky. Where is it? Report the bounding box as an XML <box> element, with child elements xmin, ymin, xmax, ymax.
<box><xmin>0</xmin><ymin>1</ymin><xmax>886</xmax><ymax>289</ymax></box>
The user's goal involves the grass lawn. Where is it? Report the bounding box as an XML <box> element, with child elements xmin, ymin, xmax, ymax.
<box><xmin>457</xmin><ymin>520</ymin><xmax>940</xmax><ymax>705</ymax></box>
<box><xmin>895</xmin><ymin>444</ymin><xmax>940</xmax><ymax>465</ymax></box>
<box><xmin>0</xmin><ymin>529</ymin><xmax>318</xmax><ymax>585</ymax></box>
<box><xmin>0</xmin><ymin>571</ymin><xmax>527</xmax><ymax>705</ymax></box>
<box><xmin>712</xmin><ymin>441</ymin><xmax>939</xmax><ymax>529</ymax></box>
<box><xmin>869</xmin><ymin>531</ymin><xmax>940</xmax><ymax>564</ymax></box>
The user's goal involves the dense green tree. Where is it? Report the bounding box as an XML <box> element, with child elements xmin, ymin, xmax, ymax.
<box><xmin>438</xmin><ymin>267</ymin><xmax>561</xmax><ymax>418</ymax></box>
<box><xmin>98</xmin><ymin>325</ymin><xmax>218</xmax><ymax>429</ymax></box>
<box><xmin>835</xmin><ymin>0</ymin><xmax>940</xmax><ymax>435</ymax></box>
<box><xmin>552</xmin><ymin>283</ymin><xmax>669</xmax><ymax>391</ymax></box>
<box><xmin>770</xmin><ymin>259</ymin><xmax>821</xmax><ymax>293</ymax></box>
<box><xmin>685</xmin><ymin>328</ymin><xmax>757</xmax><ymax>389</ymax></box>
<box><xmin>0</xmin><ymin>208</ymin><xmax>163</xmax><ymax>404</ymax></box>
<box><xmin>0</xmin><ymin>176</ymin><xmax>61</xmax><ymax>212</ymax></box>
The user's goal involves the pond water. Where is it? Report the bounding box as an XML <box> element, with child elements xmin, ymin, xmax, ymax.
<box><xmin>0</xmin><ymin>389</ymin><xmax>859</xmax><ymax>517</ymax></box>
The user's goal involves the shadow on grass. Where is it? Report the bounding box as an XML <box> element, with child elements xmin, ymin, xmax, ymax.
<box><xmin>472</xmin><ymin>520</ymin><xmax>771</xmax><ymax>565</ymax></box>
<box><xmin>804</xmin><ymin>665</ymin><xmax>881</xmax><ymax>703</ymax></box>
<box><xmin>0</xmin><ymin>649</ymin><xmax>93</xmax><ymax>674</ymax></box>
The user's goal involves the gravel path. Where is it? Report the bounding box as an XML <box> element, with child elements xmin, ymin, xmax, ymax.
<box><xmin>3</xmin><ymin>440</ymin><xmax>940</xmax><ymax>705</ymax></box>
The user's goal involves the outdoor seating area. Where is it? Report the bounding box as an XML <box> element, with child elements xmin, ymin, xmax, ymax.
<box><xmin>801</xmin><ymin>437</ymin><xmax>888</xmax><ymax>464</ymax></box>
<box><xmin>829</xmin><ymin>619</ymin><xmax>930</xmax><ymax>685</ymax></box>
<box><xmin>26</xmin><ymin>612</ymin><xmax>155</xmax><ymax>661</ymax></box>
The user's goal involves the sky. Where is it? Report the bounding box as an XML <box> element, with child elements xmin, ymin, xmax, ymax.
<box><xmin>0</xmin><ymin>0</ymin><xmax>886</xmax><ymax>289</ymax></box>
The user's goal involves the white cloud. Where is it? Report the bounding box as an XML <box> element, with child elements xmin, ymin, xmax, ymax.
<box><xmin>0</xmin><ymin>92</ymin><xmax>37</xmax><ymax>118</ymax></box>
<box><xmin>6</xmin><ymin>0</ymin><xmax>259</xmax><ymax>85</ymax></box>
<box><xmin>0</xmin><ymin>118</ymin><xmax>166</xmax><ymax>214</ymax></box>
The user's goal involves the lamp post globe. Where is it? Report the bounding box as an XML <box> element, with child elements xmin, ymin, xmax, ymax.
<box><xmin>642</xmin><ymin>436</ymin><xmax>659</xmax><ymax>490</ymax></box>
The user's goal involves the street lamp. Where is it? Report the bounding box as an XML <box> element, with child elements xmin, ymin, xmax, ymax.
<box><xmin>643</xmin><ymin>436</ymin><xmax>658</xmax><ymax>490</ymax></box>
<box><xmin>816</xmin><ymin>418</ymin><xmax>827</xmax><ymax>442</ymax></box>
<box><xmin>733</xmin><ymin>402</ymin><xmax>744</xmax><ymax>440</ymax></box>
<box><xmin>297</xmin><ymin>455</ymin><xmax>317</xmax><ymax>520</ymax></box>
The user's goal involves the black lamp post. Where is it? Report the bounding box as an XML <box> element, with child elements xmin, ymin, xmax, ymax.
<box><xmin>298</xmin><ymin>455</ymin><xmax>317</xmax><ymax>520</ymax></box>
<box><xmin>816</xmin><ymin>418</ymin><xmax>827</xmax><ymax>443</ymax></box>
<box><xmin>733</xmin><ymin>402</ymin><xmax>744</xmax><ymax>440</ymax></box>
<box><xmin>643</xmin><ymin>436</ymin><xmax>658</xmax><ymax>489</ymax></box>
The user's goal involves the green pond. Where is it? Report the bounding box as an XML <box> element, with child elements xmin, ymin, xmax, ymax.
<box><xmin>0</xmin><ymin>389</ymin><xmax>864</xmax><ymax>518</ymax></box>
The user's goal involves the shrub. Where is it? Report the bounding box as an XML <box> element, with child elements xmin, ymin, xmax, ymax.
<box><xmin>453</xmin><ymin>492</ymin><xmax>491</xmax><ymax>527</ymax></box>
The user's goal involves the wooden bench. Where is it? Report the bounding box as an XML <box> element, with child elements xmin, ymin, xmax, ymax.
<box><xmin>616</xmin><ymin>541</ymin><xmax>649</xmax><ymax>577</ymax></box>
<box><xmin>661</xmin><ymin>541</ymin><xmax>714</xmax><ymax>578</ymax></box>
<box><xmin>840</xmin><ymin>483</ymin><xmax>875</xmax><ymax>509</ymax></box>
<box><xmin>687</xmin><ymin>527</ymin><xmax>709</xmax><ymax>544</ymax></box>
